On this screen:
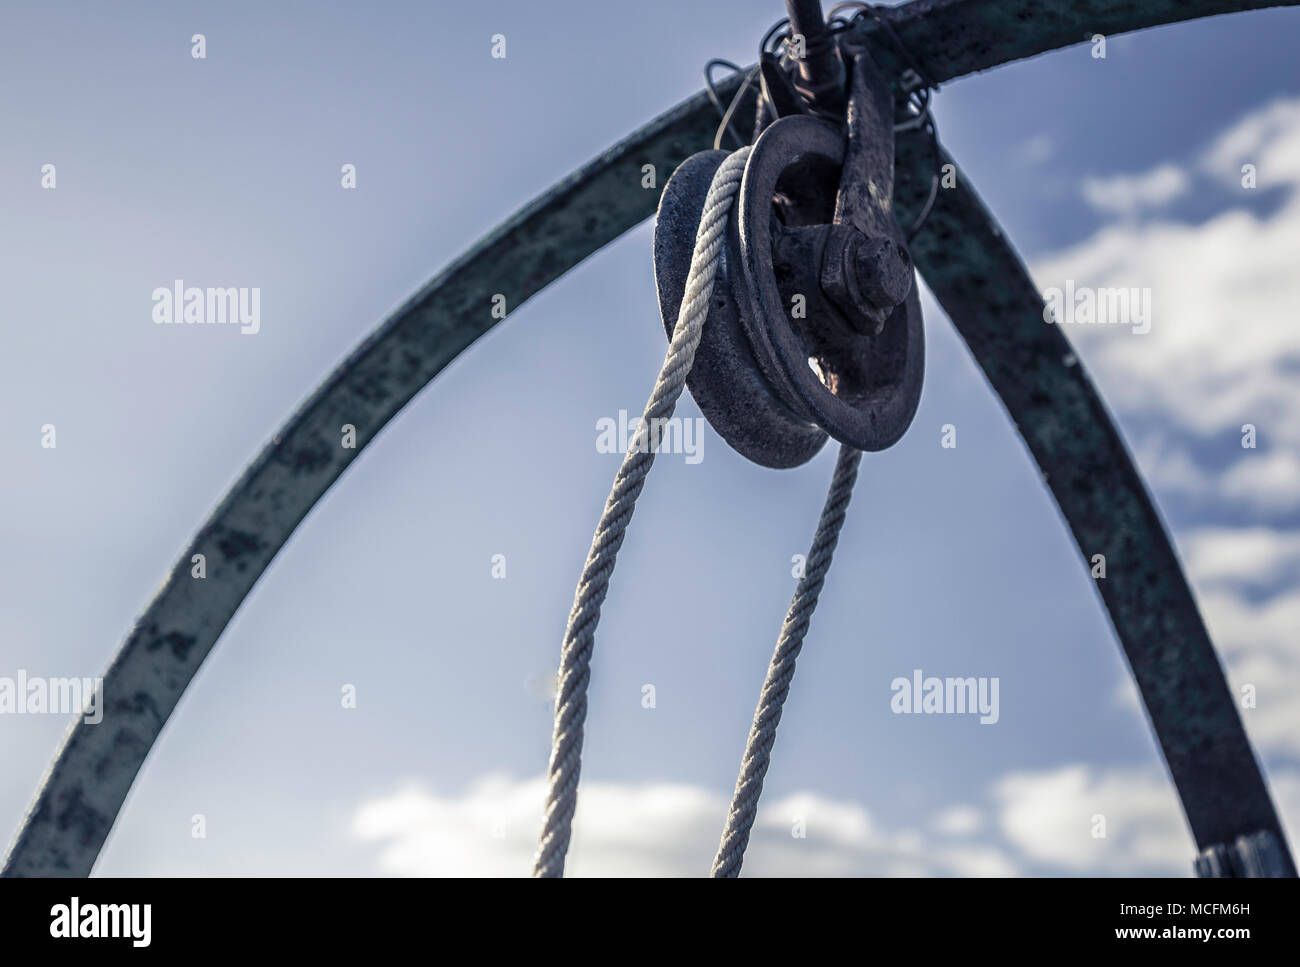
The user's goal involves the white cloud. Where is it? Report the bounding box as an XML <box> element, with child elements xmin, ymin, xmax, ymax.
<box><xmin>1194</xmin><ymin>584</ymin><xmax>1300</xmax><ymax>759</ymax></box>
<box><xmin>1181</xmin><ymin>526</ymin><xmax>1300</xmax><ymax>589</ymax></box>
<box><xmin>353</xmin><ymin>762</ymin><xmax>1300</xmax><ymax>877</ymax></box>
<box><xmin>1201</xmin><ymin>97</ymin><xmax>1300</xmax><ymax>188</ymax></box>
<box><xmin>1082</xmin><ymin>163</ymin><xmax>1189</xmax><ymax>216</ymax></box>
<box><xmin>1021</xmin><ymin>133</ymin><xmax>1055</xmax><ymax>166</ymax></box>
<box><xmin>1035</xmin><ymin>202</ymin><xmax>1300</xmax><ymax>445</ymax></box>
<box><xmin>1266</xmin><ymin>770</ymin><xmax>1300</xmax><ymax>859</ymax></box>
<box><xmin>933</xmin><ymin>803</ymin><xmax>983</xmax><ymax>836</ymax></box>
<box><xmin>1036</xmin><ymin>95</ymin><xmax>1300</xmax><ymax>513</ymax></box>
<box><xmin>1220</xmin><ymin>448</ymin><xmax>1300</xmax><ymax>513</ymax></box>
<box><xmin>995</xmin><ymin>763</ymin><xmax>1300</xmax><ymax>875</ymax></box>
<box><xmin>1130</xmin><ymin>433</ymin><xmax>1213</xmax><ymax>500</ymax></box>
<box><xmin>351</xmin><ymin>774</ymin><xmax>1019</xmax><ymax>877</ymax></box>
<box><xmin>994</xmin><ymin>765</ymin><xmax>1190</xmax><ymax>875</ymax></box>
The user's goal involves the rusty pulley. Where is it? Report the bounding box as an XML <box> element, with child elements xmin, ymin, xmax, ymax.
<box><xmin>654</xmin><ymin>21</ymin><xmax>923</xmax><ymax>468</ymax></box>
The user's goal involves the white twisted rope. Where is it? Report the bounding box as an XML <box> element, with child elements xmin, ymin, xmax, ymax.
<box><xmin>711</xmin><ymin>442</ymin><xmax>862</xmax><ymax>877</ymax></box>
<box><xmin>532</xmin><ymin>147</ymin><xmax>752</xmax><ymax>877</ymax></box>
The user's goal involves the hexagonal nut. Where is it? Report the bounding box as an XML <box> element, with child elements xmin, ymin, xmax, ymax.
<box><xmin>854</xmin><ymin>235</ymin><xmax>913</xmax><ymax>311</ymax></box>
<box><xmin>819</xmin><ymin>224</ymin><xmax>906</xmax><ymax>334</ymax></box>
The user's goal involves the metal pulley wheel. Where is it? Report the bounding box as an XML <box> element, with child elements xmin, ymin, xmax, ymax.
<box><xmin>654</xmin><ymin>44</ymin><xmax>924</xmax><ymax>468</ymax></box>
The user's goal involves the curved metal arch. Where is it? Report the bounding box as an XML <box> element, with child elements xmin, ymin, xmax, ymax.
<box><xmin>5</xmin><ymin>0</ymin><xmax>1296</xmax><ymax>876</ymax></box>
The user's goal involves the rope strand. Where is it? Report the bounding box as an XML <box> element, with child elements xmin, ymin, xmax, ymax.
<box><xmin>712</xmin><ymin>443</ymin><xmax>862</xmax><ymax>877</ymax></box>
<box><xmin>532</xmin><ymin>147</ymin><xmax>752</xmax><ymax>877</ymax></box>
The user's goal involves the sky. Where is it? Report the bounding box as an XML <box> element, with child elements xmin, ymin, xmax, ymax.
<box><xmin>2</xmin><ymin>0</ymin><xmax>1299</xmax><ymax>876</ymax></box>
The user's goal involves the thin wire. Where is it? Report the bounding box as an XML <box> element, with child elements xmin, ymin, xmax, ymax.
<box><xmin>704</xmin><ymin>58</ymin><xmax>742</xmax><ymax>112</ymax></box>
<box><xmin>711</xmin><ymin>443</ymin><xmax>863</xmax><ymax>877</ymax></box>
<box><xmin>827</xmin><ymin>1</ymin><xmax>871</xmax><ymax>20</ymax></box>
<box><xmin>532</xmin><ymin>148</ymin><xmax>753</xmax><ymax>878</ymax></box>
<box><xmin>704</xmin><ymin>59</ymin><xmax>746</xmax><ymax>149</ymax></box>
<box><xmin>906</xmin><ymin>115</ymin><xmax>942</xmax><ymax>244</ymax></box>
<box><xmin>717</xmin><ymin>7</ymin><xmax>940</xmax><ymax>132</ymax></box>
<box><xmin>713</xmin><ymin>65</ymin><xmax>759</xmax><ymax>151</ymax></box>
<box><xmin>842</xmin><ymin>3</ymin><xmax>938</xmax><ymax>92</ymax></box>
<box><xmin>761</xmin><ymin>17</ymin><xmax>790</xmax><ymax>56</ymax></box>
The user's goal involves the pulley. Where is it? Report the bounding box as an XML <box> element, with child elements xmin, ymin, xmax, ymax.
<box><xmin>654</xmin><ymin>31</ymin><xmax>923</xmax><ymax>468</ymax></box>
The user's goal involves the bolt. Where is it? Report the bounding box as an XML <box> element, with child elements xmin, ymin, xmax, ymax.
<box><xmin>784</xmin><ymin>0</ymin><xmax>846</xmax><ymax>116</ymax></box>
<box><xmin>819</xmin><ymin>224</ymin><xmax>913</xmax><ymax>334</ymax></box>
<box><xmin>854</xmin><ymin>236</ymin><xmax>913</xmax><ymax>311</ymax></box>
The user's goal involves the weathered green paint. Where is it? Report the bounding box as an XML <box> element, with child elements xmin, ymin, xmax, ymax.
<box><xmin>855</xmin><ymin>0</ymin><xmax>1297</xmax><ymax>83</ymax></box>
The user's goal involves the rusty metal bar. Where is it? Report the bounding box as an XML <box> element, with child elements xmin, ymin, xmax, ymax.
<box><xmin>5</xmin><ymin>0</ymin><xmax>1296</xmax><ymax>876</ymax></box>
<box><xmin>855</xmin><ymin>0</ymin><xmax>1298</xmax><ymax>82</ymax></box>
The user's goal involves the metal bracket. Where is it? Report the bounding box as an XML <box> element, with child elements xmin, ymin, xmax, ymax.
<box><xmin>1195</xmin><ymin>830</ymin><xmax>1292</xmax><ymax>877</ymax></box>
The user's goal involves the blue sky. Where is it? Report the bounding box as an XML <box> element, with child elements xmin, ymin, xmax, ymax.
<box><xmin>2</xmin><ymin>0</ymin><xmax>1300</xmax><ymax>875</ymax></box>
